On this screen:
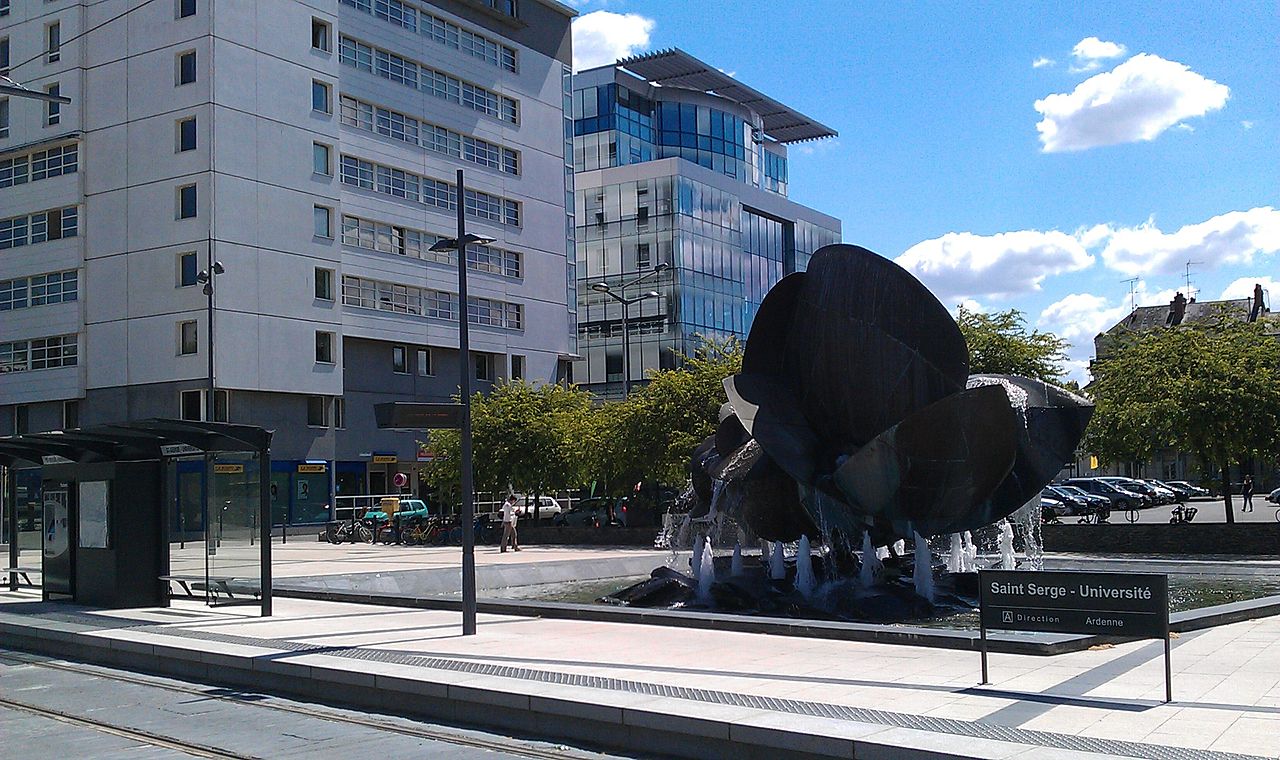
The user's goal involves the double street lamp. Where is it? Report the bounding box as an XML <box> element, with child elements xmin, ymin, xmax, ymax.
<box><xmin>427</xmin><ymin>168</ymin><xmax>495</xmax><ymax>637</ymax></box>
<box><xmin>591</xmin><ymin>262</ymin><xmax>670</xmax><ymax>398</ymax></box>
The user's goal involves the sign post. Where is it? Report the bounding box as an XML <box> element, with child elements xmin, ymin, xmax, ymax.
<box><xmin>979</xmin><ymin>570</ymin><xmax>1172</xmax><ymax>702</ymax></box>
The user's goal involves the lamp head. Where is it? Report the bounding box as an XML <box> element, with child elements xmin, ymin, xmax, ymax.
<box><xmin>590</xmin><ymin>282</ymin><xmax>611</xmax><ymax>294</ymax></box>
<box><xmin>428</xmin><ymin>238</ymin><xmax>458</xmax><ymax>253</ymax></box>
<box><xmin>653</xmin><ymin>262</ymin><xmax>671</xmax><ymax>273</ymax></box>
<box><xmin>642</xmin><ymin>290</ymin><xmax>660</xmax><ymax>299</ymax></box>
<box><xmin>463</xmin><ymin>234</ymin><xmax>497</xmax><ymax>246</ymax></box>
<box><xmin>212</xmin><ymin>261</ymin><xmax>225</xmax><ymax>275</ymax></box>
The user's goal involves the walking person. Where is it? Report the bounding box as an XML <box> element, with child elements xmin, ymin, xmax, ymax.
<box><xmin>500</xmin><ymin>494</ymin><xmax>521</xmax><ymax>552</ymax></box>
<box><xmin>1242</xmin><ymin>476</ymin><xmax>1254</xmax><ymax>513</ymax></box>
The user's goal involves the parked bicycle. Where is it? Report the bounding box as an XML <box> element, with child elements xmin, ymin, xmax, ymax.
<box><xmin>325</xmin><ymin>518</ymin><xmax>373</xmax><ymax>544</ymax></box>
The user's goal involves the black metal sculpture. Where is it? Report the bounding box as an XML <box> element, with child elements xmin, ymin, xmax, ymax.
<box><xmin>692</xmin><ymin>244</ymin><xmax>1093</xmax><ymax>550</ymax></box>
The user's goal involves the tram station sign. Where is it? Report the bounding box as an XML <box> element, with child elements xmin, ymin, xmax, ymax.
<box><xmin>980</xmin><ymin>570</ymin><xmax>1168</xmax><ymax>638</ymax></box>
<box><xmin>978</xmin><ymin>569</ymin><xmax>1172</xmax><ymax>701</ymax></box>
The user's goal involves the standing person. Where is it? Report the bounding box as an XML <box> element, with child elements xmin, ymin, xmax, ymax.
<box><xmin>1242</xmin><ymin>476</ymin><xmax>1254</xmax><ymax>513</ymax></box>
<box><xmin>500</xmin><ymin>494</ymin><xmax>521</xmax><ymax>552</ymax></box>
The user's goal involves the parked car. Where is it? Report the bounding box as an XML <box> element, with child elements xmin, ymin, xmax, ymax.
<box><xmin>552</xmin><ymin>497</ymin><xmax>618</xmax><ymax>527</ymax></box>
<box><xmin>1167</xmin><ymin>480</ymin><xmax>1211</xmax><ymax>499</ymax></box>
<box><xmin>1267</xmin><ymin>487</ymin><xmax>1280</xmax><ymax>505</ymax></box>
<box><xmin>1141</xmin><ymin>479</ymin><xmax>1181</xmax><ymax>503</ymax></box>
<box><xmin>1041</xmin><ymin>495</ymin><xmax>1067</xmax><ymax>521</ymax></box>
<box><xmin>1063</xmin><ymin>478</ymin><xmax>1142</xmax><ymax>516</ymax></box>
<box><xmin>515</xmin><ymin>495</ymin><xmax>563</xmax><ymax>520</ymax></box>
<box><xmin>1096</xmin><ymin>477</ymin><xmax>1158</xmax><ymax>506</ymax></box>
<box><xmin>1043</xmin><ymin>486</ymin><xmax>1093</xmax><ymax>516</ymax></box>
<box><xmin>1052</xmin><ymin>484</ymin><xmax>1111</xmax><ymax>515</ymax></box>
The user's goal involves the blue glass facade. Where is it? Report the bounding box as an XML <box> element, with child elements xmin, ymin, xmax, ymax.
<box><xmin>573</xmin><ymin>174</ymin><xmax>838</xmax><ymax>397</ymax></box>
<box><xmin>572</xmin><ymin>82</ymin><xmax>788</xmax><ymax>196</ymax></box>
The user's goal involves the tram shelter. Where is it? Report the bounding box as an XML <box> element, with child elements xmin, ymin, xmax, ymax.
<box><xmin>0</xmin><ymin>419</ymin><xmax>272</xmax><ymax>616</ymax></box>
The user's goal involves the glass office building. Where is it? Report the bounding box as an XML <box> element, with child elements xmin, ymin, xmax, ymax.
<box><xmin>571</xmin><ymin>50</ymin><xmax>841</xmax><ymax>397</ymax></box>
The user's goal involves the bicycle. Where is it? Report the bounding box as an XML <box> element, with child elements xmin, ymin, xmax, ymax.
<box><xmin>325</xmin><ymin>519</ymin><xmax>373</xmax><ymax>544</ymax></box>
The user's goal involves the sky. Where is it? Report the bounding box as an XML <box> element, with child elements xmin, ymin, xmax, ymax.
<box><xmin>567</xmin><ymin>1</ymin><xmax>1280</xmax><ymax>382</ymax></box>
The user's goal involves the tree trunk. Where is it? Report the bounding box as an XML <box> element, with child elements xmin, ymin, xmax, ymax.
<box><xmin>1221</xmin><ymin>464</ymin><xmax>1234</xmax><ymax>523</ymax></box>
<box><xmin>533</xmin><ymin>490</ymin><xmax>541</xmax><ymax>522</ymax></box>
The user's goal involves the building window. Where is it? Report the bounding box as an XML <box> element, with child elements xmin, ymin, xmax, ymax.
<box><xmin>177</xmin><ymin>0</ymin><xmax>196</xmax><ymax>19</ymax></box>
<box><xmin>177</xmin><ymin>117</ymin><xmax>197</xmax><ymax>152</ymax></box>
<box><xmin>0</xmin><ymin>2</ymin><xmax>8</xmax><ymax>19</ymax></box>
<box><xmin>312</xmin><ymin>80</ymin><xmax>331</xmax><ymax>113</ymax></box>
<box><xmin>313</xmin><ymin>205</ymin><xmax>332</xmax><ymax>238</ymax></box>
<box><xmin>311</xmin><ymin>18</ymin><xmax>331</xmax><ymax>52</ymax></box>
<box><xmin>312</xmin><ymin>142</ymin><xmax>331</xmax><ymax>175</ymax></box>
<box><xmin>511</xmin><ymin>354</ymin><xmax>524</xmax><ymax>381</ymax></box>
<box><xmin>210</xmin><ymin>389</ymin><xmax>228</xmax><ymax>422</ymax></box>
<box><xmin>416</xmin><ymin>348</ymin><xmax>431</xmax><ymax>376</ymax></box>
<box><xmin>307</xmin><ymin>395</ymin><xmax>329</xmax><ymax>427</ymax></box>
<box><xmin>177</xmin><ymin>51</ymin><xmax>196</xmax><ymax>85</ymax></box>
<box><xmin>46</xmin><ymin>22</ymin><xmax>61</xmax><ymax>64</ymax></box>
<box><xmin>314</xmin><ymin>268</ymin><xmax>333</xmax><ymax>300</ymax></box>
<box><xmin>180</xmin><ymin>390</ymin><xmax>202</xmax><ymax>421</ymax></box>
<box><xmin>179</xmin><ymin>320</ymin><xmax>198</xmax><ymax>355</ymax></box>
<box><xmin>392</xmin><ymin>344</ymin><xmax>408</xmax><ymax>374</ymax></box>
<box><xmin>14</xmin><ymin>405</ymin><xmax>29</xmax><ymax>435</ymax></box>
<box><xmin>45</xmin><ymin>84</ymin><xmax>60</xmax><ymax>125</ymax></box>
<box><xmin>333</xmin><ymin>397</ymin><xmax>345</xmax><ymax>429</ymax></box>
<box><xmin>475</xmin><ymin>353</ymin><xmax>493</xmax><ymax>381</ymax></box>
<box><xmin>178</xmin><ymin>252</ymin><xmax>198</xmax><ymax>286</ymax></box>
<box><xmin>177</xmin><ymin>184</ymin><xmax>197</xmax><ymax>219</ymax></box>
<box><xmin>315</xmin><ymin>331</ymin><xmax>334</xmax><ymax>363</ymax></box>
<box><xmin>0</xmin><ymin>99</ymin><xmax>9</xmax><ymax>139</ymax></box>
<box><xmin>0</xmin><ymin>37</ymin><xmax>9</xmax><ymax>78</ymax></box>
<box><xmin>63</xmin><ymin>399</ymin><xmax>79</xmax><ymax>430</ymax></box>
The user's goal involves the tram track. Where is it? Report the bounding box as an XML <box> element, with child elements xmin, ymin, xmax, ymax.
<box><xmin>0</xmin><ymin>650</ymin><xmax>598</xmax><ymax>760</ymax></box>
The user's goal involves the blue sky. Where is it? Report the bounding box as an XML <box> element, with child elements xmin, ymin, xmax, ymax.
<box><xmin>569</xmin><ymin>1</ymin><xmax>1279</xmax><ymax>380</ymax></box>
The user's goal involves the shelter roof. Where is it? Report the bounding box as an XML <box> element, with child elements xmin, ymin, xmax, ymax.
<box><xmin>0</xmin><ymin>419</ymin><xmax>272</xmax><ymax>468</ymax></box>
<box><xmin>614</xmin><ymin>48</ymin><xmax>837</xmax><ymax>144</ymax></box>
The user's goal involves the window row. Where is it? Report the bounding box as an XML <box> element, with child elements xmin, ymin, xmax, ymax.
<box><xmin>337</xmin><ymin>36</ymin><xmax>517</xmax><ymax>123</ymax></box>
<box><xmin>0</xmin><ymin>144</ymin><xmax>78</xmax><ymax>189</ymax></box>
<box><xmin>0</xmin><ymin>334</ymin><xmax>78</xmax><ymax>373</ymax></box>
<box><xmin>7</xmin><ymin>400</ymin><xmax>81</xmax><ymax>435</ymax></box>
<box><xmin>0</xmin><ymin>269</ymin><xmax>77</xmax><ymax>311</ymax></box>
<box><xmin>338</xmin><ymin>0</ymin><xmax>516</xmax><ymax>72</ymax></box>
<box><xmin>339</xmin><ymin>155</ymin><xmax>520</xmax><ymax>226</ymax></box>
<box><xmin>0</xmin><ymin>206</ymin><xmax>77</xmax><ymax>249</ymax></box>
<box><xmin>341</xmin><ymin>214</ymin><xmax>521</xmax><ymax>277</ymax></box>
<box><xmin>341</xmin><ymin>275</ymin><xmax>523</xmax><ymax>329</ymax></box>
<box><xmin>391</xmin><ymin>344</ymin><xmax>433</xmax><ymax>375</ymax></box>
<box><xmin>338</xmin><ymin>95</ymin><xmax>518</xmax><ymax>175</ymax></box>
<box><xmin>306</xmin><ymin>395</ymin><xmax>345</xmax><ymax>428</ymax></box>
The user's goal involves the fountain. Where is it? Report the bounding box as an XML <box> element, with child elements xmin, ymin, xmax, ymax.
<box><xmin>608</xmin><ymin>244</ymin><xmax>1093</xmax><ymax>621</ymax></box>
<box><xmin>691</xmin><ymin>535</ymin><xmax>706</xmax><ymax>580</ymax></box>
<box><xmin>795</xmin><ymin>535</ymin><xmax>816</xmax><ymax>598</ymax></box>
<box><xmin>769</xmin><ymin>541</ymin><xmax>786</xmax><ymax>580</ymax></box>
<box><xmin>999</xmin><ymin>521</ymin><xmax>1016</xmax><ymax>569</ymax></box>
<box><xmin>730</xmin><ymin>542</ymin><xmax>744</xmax><ymax>576</ymax></box>
<box><xmin>697</xmin><ymin>541</ymin><xmax>715</xmax><ymax>603</ymax></box>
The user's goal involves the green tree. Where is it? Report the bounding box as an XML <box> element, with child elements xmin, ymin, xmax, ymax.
<box><xmin>1085</xmin><ymin>313</ymin><xmax>1280</xmax><ymax>522</ymax></box>
<box><xmin>421</xmin><ymin>381</ymin><xmax>595</xmax><ymax>517</ymax></box>
<box><xmin>957</xmin><ymin>307</ymin><xmax>1069</xmax><ymax>383</ymax></box>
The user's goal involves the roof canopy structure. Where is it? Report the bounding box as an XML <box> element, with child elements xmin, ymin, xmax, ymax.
<box><xmin>0</xmin><ymin>419</ymin><xmax>273</xmax><ymax>468</ymax></box>
<box><xmin>615</xmin><ymin>48</ymin><xmax>838</xmax><ymax>144</ymax></box>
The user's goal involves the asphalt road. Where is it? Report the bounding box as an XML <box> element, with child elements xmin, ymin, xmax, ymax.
<box><xmin>0</xmin><ymin>649</ymin><xmax>622</xmax><ymax>760</ymax></box>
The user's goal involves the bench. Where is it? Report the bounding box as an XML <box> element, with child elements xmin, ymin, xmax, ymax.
<box><xmin>160</xmin><ymin>574</ymin><xmax>242</xmax><ymax>601</ymax></box>
<box><xmin>4</xmin><ymin>567</ymin><xmax>40</xmax><ymax>587</ymax></box>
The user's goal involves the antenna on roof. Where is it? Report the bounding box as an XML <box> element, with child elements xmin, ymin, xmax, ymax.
<box><xmin>1183</xmin><ymin>260</ymin><xmax>1202</xmax><ymax>300</ymax></box>
<box><xmin>1121</xmin><ymin>277</ymin><xmax>1141</xmax><ymax>313</ymax></box>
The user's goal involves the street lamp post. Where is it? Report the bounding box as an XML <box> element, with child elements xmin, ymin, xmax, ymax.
<box><xmin>428</xmin><ymin>169</ymin><xmax>495</xmax><ymax>637</ymax></box>
<box><xmin>591</xmin><ymin>263</ymin><xmax>669</xmax><ymax>398</ymax></box>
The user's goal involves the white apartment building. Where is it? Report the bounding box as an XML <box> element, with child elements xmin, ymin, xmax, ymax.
<box><xmin>0</xmin><ymin>0</ymin><xmax>575</xmax><ymax>523</ymax></box>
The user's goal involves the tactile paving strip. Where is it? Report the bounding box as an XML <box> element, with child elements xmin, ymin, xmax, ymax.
<box><xmin>159</xmin><ymin>626</ymin><xmax>1264</xmax><ymax>760</ymax></box>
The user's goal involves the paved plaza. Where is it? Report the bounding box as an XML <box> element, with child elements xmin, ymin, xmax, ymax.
<box><xmin>3</xmin><ymin>543</ymin><xmax>1279</xmax><ymax>759</ymax></box>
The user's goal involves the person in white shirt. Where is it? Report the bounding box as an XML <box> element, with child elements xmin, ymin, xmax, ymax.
<box><xmin>500</xmin><ymin>495</ymin><xmax>521</xmax><ymax>552</ymax></box>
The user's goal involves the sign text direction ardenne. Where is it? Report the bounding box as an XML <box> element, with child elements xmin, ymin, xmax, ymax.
<box><xmin>979</xmin><ymin>570</ymin><xmax>1168</xmax><ymax>639</ymax></box>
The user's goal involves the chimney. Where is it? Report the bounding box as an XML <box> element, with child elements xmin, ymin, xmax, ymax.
<box><xmin>1167</xmin><ymin>292</ymin><xmax>1187</xmax><ymax>326</ymax></box>
<box><xmin>1250</xmin><ymin>283</ymin><xmax>1264</xmax><ymax>322</ymax></box>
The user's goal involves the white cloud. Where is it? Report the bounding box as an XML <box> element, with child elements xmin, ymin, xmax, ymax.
<box><xmin>1032</xmin><ymin>57</ymin><xmax>1055</xmax><ymax>69</ymax></box>
<box><xmin>1219</xmin><ymin>276</ymin><xmax>1279</xmax><ymax>302</ymax></box>
<box><xmin>1242</xmin><ymin>120</ymin><xmax>1254</xmax><ymax>129</ymax></box>
<box><xmin>1038</xmin><ymin>282</ymin><xmax>1184</xmax><ymax>384</ymax></box>
<box><xmin>1175</xmin><ymin>123</ymin><xmax>1195</xmax><ymax>133</ymax></box>
<box><xmin>1034</xmin><ymin>53</ymin><xmax>1230</xmax><ymax>152</ymax></box>
<box><xmin>896</xmin><ymin>230</ymin><xmax>1094</xmax><ymax>301</ymax></box>
<box><xmin>571</xmin><ymin>11</ymin><xmax>653</xmax><ymax>72</ymax></box>
<box><xmin>1069</xmin><ymin>37</ymin><xmax>1127</xmax><ymax>72</ymax></box>
<box><xmin>1093</xmin><ymin>207</ymin><xmax>1280</xmax><ymax>276</ymax></box>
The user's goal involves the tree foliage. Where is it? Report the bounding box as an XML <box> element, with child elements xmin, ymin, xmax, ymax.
<box><xmin>1085</xmin><ymin>312</ymin><xmax>1280</xmax><ymax>519</ymax></box>
<box><xmin>421</xmin><ymin>338</ymin><xmax>744</xmax><ymax>502</ymax></box>
<box><xmin>957</xmin><ymin>307</ymin><xmax>1069</xmax><ymax>383</ymax></box>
